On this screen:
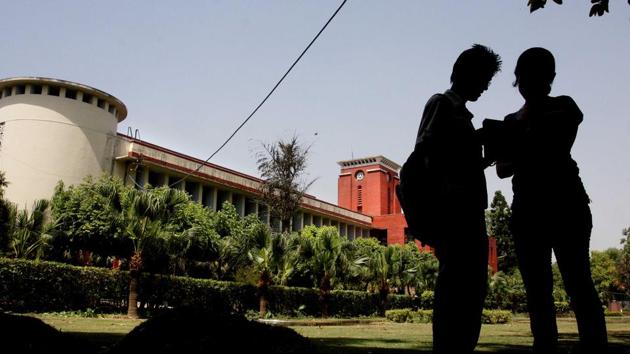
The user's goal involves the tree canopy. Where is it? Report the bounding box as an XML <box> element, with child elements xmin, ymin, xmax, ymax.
<box><xmin>528</xmin><ymin>0</ymin><xmax>629</xmax><ymax>17</ymax></box>
<box><xmin>256</xmin><ymin>136</ymin><xmax>315</xmax><ymax>232</ymax></box>
<box><xmin>486</xmin><ymin>191</ymin><xmax>517</xmax><ymax>273</ymax></box>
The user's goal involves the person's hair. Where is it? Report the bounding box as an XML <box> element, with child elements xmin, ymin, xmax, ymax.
<box><xmin>450</xmin><ymin>44</ymin><xmax>502</xmax><ymax>84</ymax></box>
<box><xmin>513</xmin><ymin>47</ymin><xmax>555</xmax><ymax>87</ymax></box>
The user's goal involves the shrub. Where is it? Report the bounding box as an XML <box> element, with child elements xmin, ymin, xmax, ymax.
<box><xmin>419</xmin><ymin>290</ymin><xmax>434</xmax><ymax>309</ymax></box>
<box><xmin>554</xmin><ymin>301</ymin><xmax>571</xmax><ymax>315</ymax></box>
<box><xmin>0</xmin><ymin>258</ymin><xmax>128</xmax><ymax>312</ymax></box>
<box><xmin>388</xmin><ymin>294</ymin><xmax>422</xmax><ymax>311</ymax></box>
<box><xmin>604</xmin><ymin>310</ymin><xmax>623</xmax><ymax>317</ymax></box>
<box><xmin>411</xmin><ymin>309</ymin><xmax>433</xmax><ymax>323</ymax></box>
<box><xmin>384</xmin><ymin>309</ymin><xmax>432</xmax><ymax>323</ymax></box>
<box><xmin>385</xmin><ymin>309</ymin><xmax>412</xmax><ymax>323</ymax></box>
<box><xmin>481</xmin><ymin>309</ymin><xmax>512</xmax><ymax>324</ymax></box>
<box><xmin>0</xmin><ymin>258</ymin><xmax>426</xmax><ymax>318</ymax></box>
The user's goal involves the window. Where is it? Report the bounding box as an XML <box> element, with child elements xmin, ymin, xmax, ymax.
<box><xmin>15</xmin><ymin>85</ymin><xmax>25</xmax><ymax>95</ymax></box>
<box><xmin>97</xmin><ymin>98</ymin><xmax>106</xmax><ymax>109</ymax></box>
<box><xmin>82</xmin><ymin>93</ymin><xmax>93</xmax><ymax>104</ymax></box>
<box><xmin>48</xmin><ymin>86</ymin><xmax>60</xmax><ymax>96</ymax></box>
<box><xmin>108</xmin><ymin>105</ymin><xmax>116</xmax><ymax>114</ymax></box>
<box><xmin>30</xmin><ymin>85</ymin><xmax>43</xmax><ymax>94</ymax></box>
<box><xmin>0</xmin><ymin>122</ymin><xmax>5</xmax><ymax>151</ymax></box>
<box><xmin>147</xmin><ymin>170</ymin><xmax>164</xmax><ymax>187</ymax></box>
<box><xmin>65</xmin><ymin>89</ymin><xmax>77</xmax><ymax>99</ymax></box>
<box><xmin>3</xmin><ymin>87</ymin><xmax>12</xmax><ymax>97</ymax></box>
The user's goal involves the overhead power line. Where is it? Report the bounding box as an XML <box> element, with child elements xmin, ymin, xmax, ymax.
<box><xmin>165</xmin><ymin>0</ymin><xmax>349</xmax><ymax>188</ymax></box>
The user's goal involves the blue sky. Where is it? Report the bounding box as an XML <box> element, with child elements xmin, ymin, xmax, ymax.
<box><xmin>1</xmin><ymin>1</ymin><xmax>628</xmax><ymax>250</ymax></box>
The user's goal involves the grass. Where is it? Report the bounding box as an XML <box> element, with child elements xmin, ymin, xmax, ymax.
<box><xmin>33</xmin><ymin>314</ymin><xmax>630</xmax><ymax>353</ymax></box>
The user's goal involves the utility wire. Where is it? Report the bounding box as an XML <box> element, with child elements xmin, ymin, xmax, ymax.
<box><xmin>166</xmin><ymin>0</ymin><xmax>349</xmax><ymax>188</ymax></box>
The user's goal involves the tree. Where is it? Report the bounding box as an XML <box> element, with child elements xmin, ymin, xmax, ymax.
<box><xmin>210</xmin><ymin>202</ymin><xmax>273</xmax><ymax>281</ymax></box>
<box><xmin>486</xmin><ymin>191</ymin><xmax>517</xmax><ymax>273</ymax></box>
<box><xmin>590</xmin><ymin>248</ymin><xmax>623</xmax><ymax>304</ymax></box>
<box><xmin>256</xmin><ymin>136</ymin><xmax>315</xmax><ymax>232</ymax></box>
<box><xmin>344</xmin><ymin>237</ymin><xmax>383</xmax><ymax>291</ymax></box>
<box><xmin>49</xmin><ymin>176</ymin><xmax>128</xmax><ymax>265</ymax></box>
<box><xmin>0</xmin><ymin>171</ymin><xmax>8</xmax><ymax>198</ymax></box>
<box><xmin>367</xmin><ymin>245</ymin><xmax>403</xmax><ymax>316</ymax></box>
<box><xmin>619</xmin><ymin>227</ymin><xmax>630</xmax><ymax>297</ymax></box>
<box><xmin>248</xmin><ymin>229</ymin><xmax>294</xmax><ymax>318</ymax></box>
<box><xmin>5</xmin><ymin>200</ymin><xmax>52</xmax><ymax>260</ymax></box>
<box><xmin>0</xmin><ymin>171</ymin><xmax>11</xmax><ymax>252</ymax></box>
<box><xmin>400</xmin><ymin>242</ymin><xmax>438</xmax><ymax>294</ymax></box>
<box><xmin>485</xmin><ymin>269</ymin><xmax>527</xmax><ymax>312</ymax></box>
<box><xmin>297</xmin><ymin>226</ymin><xmax>358</xmax><ymax>317</ymax></box>
<box><xmin>527</xmin><ymin>0</ymin><xmax>629</xmax><ymax>17</ymax></box>
<box><xmin>118</xmin><ymin>187</ymin><xmax>190</xmax><ymax>318</ymax></box>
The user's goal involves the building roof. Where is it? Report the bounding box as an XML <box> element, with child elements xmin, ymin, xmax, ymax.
<box><xmin>0</xmin><ymin>77</ymin><xmax>127</xmax><ymax>121</ymax></box>
<box><xmin>337</xmin><ymin>155</ymin><xmax>401</xmax><ymax>171</ymax></box>
<box><xmin>116</xmin><ymin>134</ymin><xmax>373</xmax><ymax>227</ymax></box>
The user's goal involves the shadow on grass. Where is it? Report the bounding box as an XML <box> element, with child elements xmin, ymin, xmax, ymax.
<box><xmin>310</xmin><ymin>337</ymin><xmax>429</xmax><ymax>354</ymax></box>
<box><xmin>310</xmin><ymin>337</ymin><xmax>532</xmax><ymax>354</ymax></box>
<box><xmin>310</xmin><ymin>335</ymin><xmax>630</xmax><ymax>354</ymax></box>
<box><xmin>65</xmin><ymin>332</ymin><xmax>126</xmax><ymax>353</ymax></box>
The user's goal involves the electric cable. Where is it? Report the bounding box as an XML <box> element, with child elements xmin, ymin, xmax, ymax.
<box><xmin>166</xmin><ymin>0</ymin><xmax>349</xmax><ymax>188</ymax></box>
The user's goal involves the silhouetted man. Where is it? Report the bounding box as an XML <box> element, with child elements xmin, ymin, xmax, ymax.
<box><xmin>414</xmin><ymin>44</ymin><xmax>501</xmax><ymax>354</ymax></box>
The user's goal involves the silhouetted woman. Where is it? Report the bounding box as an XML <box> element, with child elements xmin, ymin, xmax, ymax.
<box><xmin>498</xmin><ymin>47</ymin><xmax>608</xmax><ymax>354</ymax></box>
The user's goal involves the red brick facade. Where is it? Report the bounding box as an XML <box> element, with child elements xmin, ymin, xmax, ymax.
<box><xmin>338</xmin><ymin>156</ymin><xmax>498</xmax><ymax>273</ymax></box>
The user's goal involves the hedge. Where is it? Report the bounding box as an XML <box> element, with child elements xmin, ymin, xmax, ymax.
<box><xmin>0</xmin><ymin>258</ymin><xmax>128</xmax><ymax>312</ymax></box>
<box><xmin>481</xmin><ymin>310</ymin><xmax>512</xmax><ymax>324</ymax></box>
<box><xmin>0</xmin><ymin>258</ymin><xmax>427</xmax><ymax>317</ymax></box>
<box><xmin>386</xmin><ymin>309</ymin><xmax>511</xmax><ymax>324</ymax></box>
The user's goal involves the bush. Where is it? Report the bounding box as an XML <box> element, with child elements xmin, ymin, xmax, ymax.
<box><xmin>0</xmin><ymin>257</ymin><xmax>258</xmax><ymax>313</ymax></box>
<box><xmin>136</xmin><ymin>273</ymin><xmax>257</xmax><ymax>314</ymax></box>
<box><xmin>0</xmin><ymin>258</ymin><xmax>426</xmax><ymax>318</ymax></box>
<box><xmin>481</xmin><ymin>309</ymin><xmax>512</xmax><ymax>324</ymax></box>
<box><xmin>0</xmin><ymin>258</ymin><xmax>128</xmax><ymax>312</ymax></box>
<box><xmin>419</xmin><ymin>290</ymin><xmax>434</xmax><ymax>309</ymax></box>
<box><xmin>554</xmin><ymin>301</ymin><xmax>571</xmax><ymax>315</ymax></box>
<box><xmin>384</xmin><ymin>309</ymin><xmax>432</xmax><ymax>323</ymax></box>
<box><xmin>388</xmin><ymin>294</ymin><xmax>422</xmax><ymax>311</ymax></box>
<box><xmin>411</xmin><ymin>309</ymin><xmax>433</xmax><ymax>323</ymax></box>
<box><xmin>385</xmin><ymin>309</ymin><xmax>412</xmax><ymax>323</ymax></box>
<box><xmin>604</xmin><ymin>310</ymin><xmax>623</xmax><ymax>317</ymax></box>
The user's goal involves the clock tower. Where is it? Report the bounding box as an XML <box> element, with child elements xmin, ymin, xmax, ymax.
<box><xmin>337</xmin><ymin>156</ymin><xmax>410</xmax><ymax>246</ymax></box>
<box><xmin>337</xmin><ymin>155</ymin><xmax>498</xmax><ymax>272</ymax></box>
<box><xmin>337</xmin><ymin>156</ymin><xmax>401</xmax><ymax>216</ymax></box>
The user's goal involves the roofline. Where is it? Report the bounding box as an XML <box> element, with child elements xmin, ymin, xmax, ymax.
<box><xmin>118</xmin><ymin>134</ymin><xmax>372</xmax><ymax>225</ymax></box>
<box><xmin>0</xmin><ymin>77</ymin><xmax>127</xmax><ymax>121</ymax></box>
<box><xmin>337</xmin><ymin>155</ymin><xmax>401</xmax><ymax>171</ymax></box>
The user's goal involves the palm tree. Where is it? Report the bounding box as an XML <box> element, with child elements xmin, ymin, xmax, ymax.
<box><xmin>0</xmin><ymin>171</ymin><xmax>12</xmax><ymax>251</ymax></box>
<box><xmin>7</xmin><ymin>200</ymin><xmax>51</xmax><ymax>259</ymax></box>
<box><xmin>367</xmin><ymin>245</ymin><xmax>402</xmax><ymax>316</ymax></box>
<box><xmin>0</xmin><ymin>171</ymin><xmax>8</xmax><ymax>198</ymax></box>
<box><xmin>248</xmin><ymin>230</ymin><xmax>295</xmax><ymax>318</ymax></box>
<box><xmin>297</xmin><ymin>226</ymin><xmax>360</xmax><ymax>317</ymax></box>
<box><xmin>120</xmin><ymin>187</ymin><xmax>189</xmax><ymax>318</ymax></box>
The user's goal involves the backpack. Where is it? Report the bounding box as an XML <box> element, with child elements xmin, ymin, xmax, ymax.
<box><xmin>396</xmin><ymin>147</ymin><xmax>441</xmax><ymax>247</ymax></box>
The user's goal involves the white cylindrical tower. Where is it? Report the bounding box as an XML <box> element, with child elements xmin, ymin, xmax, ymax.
<box><xmin>0</xmin><ymin>77</ymin><xmax>127</xmax><ymax>208</ymax></box>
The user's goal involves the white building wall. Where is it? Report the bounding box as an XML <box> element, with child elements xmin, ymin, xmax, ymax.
<box><xmin>0</xmin><ymin>80</ymin><xmax>124</xmax><ymax>208</ymax></box>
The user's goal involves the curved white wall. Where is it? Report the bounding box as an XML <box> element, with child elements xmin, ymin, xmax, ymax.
<box><xmin>0</xmin><ymin>79</ymin><xmax>126</xmax><ymax>208</ymax></box>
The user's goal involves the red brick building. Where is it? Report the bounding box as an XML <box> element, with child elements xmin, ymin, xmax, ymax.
<box><xmin>338</xmin><ymin>156</ymin><xmax>498</xmax><ymax>272</ymax></box>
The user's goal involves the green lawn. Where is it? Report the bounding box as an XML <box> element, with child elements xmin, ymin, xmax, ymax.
<box><xmin>34</xmin><ymin>314</ymin><xmax>630</xmax><ymax>353</ymax></box>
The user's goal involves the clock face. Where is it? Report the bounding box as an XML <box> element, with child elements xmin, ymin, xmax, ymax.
<box><xmin>355</xmin><ymin>171</ymin><xmax>364</xmax><ymax>181</ymax></box>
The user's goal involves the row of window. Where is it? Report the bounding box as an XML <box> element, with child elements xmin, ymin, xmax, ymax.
<box><xmin>0</xmin><ymin>84</ymin><xmax>117</xmax><ymax>116</ymax></box>
<box><xmin>135</xmin><ymin>166</ymin><xmax>367</xmax><ymax>239</ymax></box>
